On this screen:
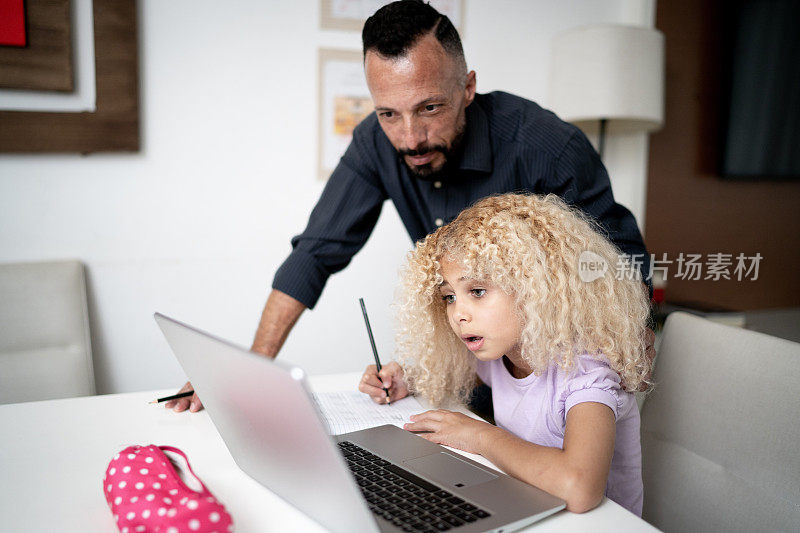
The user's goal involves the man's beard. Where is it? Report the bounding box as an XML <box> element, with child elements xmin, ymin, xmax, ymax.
<box><xmin>397</xmin><ymin>125</ymin><xmax>466</xmax><ymax>181</ymax></box>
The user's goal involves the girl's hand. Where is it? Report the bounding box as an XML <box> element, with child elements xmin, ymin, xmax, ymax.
<box><xmin>403</xmin><ymin>410</ymin><xmax>497</xmax><ymax>455</ymax></box>
<box><xmin>358</xmin><ymin>361</ymin><xmax>409</xmax><ymax>404</ymax></box>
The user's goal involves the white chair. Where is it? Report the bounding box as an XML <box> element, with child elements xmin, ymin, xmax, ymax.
<box><xmin>640</xmin><ymin>311</ymin><xmax>800</xmax><ymax>532</ymax></box>
<box><xmin>0</xmin><ymin>260</ymin><xmax>95</xmax><ymax>404</ymax></box>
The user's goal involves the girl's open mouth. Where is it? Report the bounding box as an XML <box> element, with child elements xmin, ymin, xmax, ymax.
<box><xmin>463</xmin><ymin>336</ymin><xmax>484</xmax><ymax>351</ymax></box>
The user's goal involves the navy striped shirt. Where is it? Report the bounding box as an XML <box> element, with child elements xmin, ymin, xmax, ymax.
<box><xmin>274</xmin><ymin>91</ymin><xmax>649</xmax><ymax>309</ymax></box>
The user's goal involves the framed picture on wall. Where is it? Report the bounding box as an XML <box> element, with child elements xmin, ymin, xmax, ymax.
<box><xmin>320</xmin><ymin>0</ymin><xmax>464</xmax><ymax>33</ymax></box>
<box><xmin>0</xmin><ymin>0</ymin><xmax>138</xmax><ymax>153</ymax></box>
<box><xmin>317</xmin><ymin>48</ymin><xmax>372</xmax><ymax>181</ymax></box>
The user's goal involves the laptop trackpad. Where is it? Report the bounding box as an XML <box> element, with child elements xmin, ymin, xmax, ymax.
<box><xmin>403</xmin><ymin>452</ymin><xmax>498</xmax><ymax>489</ymax></box>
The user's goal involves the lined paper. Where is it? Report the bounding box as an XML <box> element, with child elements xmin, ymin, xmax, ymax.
<box><xmin>312</xmin><ymin>391</ymin><xmax>425</xmax><ymax>435</ymax></box>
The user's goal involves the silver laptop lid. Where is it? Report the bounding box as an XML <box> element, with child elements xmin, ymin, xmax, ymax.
<box><xmin>154</xmin><ymin>312</ymin><xmax>379</xmax><ymax>533</ymax></box>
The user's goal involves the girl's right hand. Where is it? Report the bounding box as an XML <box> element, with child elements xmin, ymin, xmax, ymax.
<box><xmin>358</xmin><ymin>361</ymin><xmax>409</xmax><ymax>404</ymax></box>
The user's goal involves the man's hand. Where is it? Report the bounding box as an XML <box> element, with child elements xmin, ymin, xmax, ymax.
<box><xmin>403</xmin><ymin>409</ymin><xmax>498</xmax><ymax>455</ymax></box>
<box><xmin>358</xmin><ymin>361</ymin><xmax>409</xmax><ymax>404</ymax></box>
<box><xmin>164</xmin><ymin>381</ymin><xmax>203</xmax><ymax>413</ymax></box>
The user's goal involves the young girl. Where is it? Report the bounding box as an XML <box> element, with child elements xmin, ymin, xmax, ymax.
<box><xmin>359</xmin><ymin>193</ymin><xmax>651</xmax><ymax>515</ymax></box>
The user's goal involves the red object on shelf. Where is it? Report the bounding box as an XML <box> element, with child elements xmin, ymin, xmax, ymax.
<box><xmin>0</xmin><ymin>0</ymin><xmax>27</xmax><ymax>47</ymax></box>
<box><xmin>652</xmin><ymin>287</ymin><xmax>665</xmax><ymax>304</ymax></box>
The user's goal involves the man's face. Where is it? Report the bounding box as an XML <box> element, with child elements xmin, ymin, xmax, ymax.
<box><xmin>364</xmin><ymin>33</ymin><xmax>476</xmax><ymax>179</ymax></box>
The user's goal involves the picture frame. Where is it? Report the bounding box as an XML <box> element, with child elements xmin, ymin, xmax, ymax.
<box><xmin>0</xmin><ymin>0</ymin><xmax>138</xmax><ymax>153</ymax></box>
<box><xmin>0</xmin><ymin>0</ymin><xmax>73</xmax><ymax>92</ymax></box>
<box><xmin>317</xmin><ymin>48</ymin><xmax>372</xmax><ymax>181</ymax></box>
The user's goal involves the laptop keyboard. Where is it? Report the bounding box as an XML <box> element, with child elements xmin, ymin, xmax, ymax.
<box><xmin>338</xmin><ymin>441</ymin><xmax>491</xmax><ymax>532</ymax></box>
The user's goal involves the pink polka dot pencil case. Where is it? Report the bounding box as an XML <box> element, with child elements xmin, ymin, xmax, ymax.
<box><xmin>104</xmin><ymin>444</ymin><xmax>233</xmax><ymax>533</ymax></box>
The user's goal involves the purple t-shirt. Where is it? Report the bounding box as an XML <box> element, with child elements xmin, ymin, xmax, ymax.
<box><xmin>476</xmin><ymin>355</ymin><xmax>643</xmax><ymax>516</ymax></box>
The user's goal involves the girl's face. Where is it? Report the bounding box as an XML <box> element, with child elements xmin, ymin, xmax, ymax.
<box><xmin>438</xmin><ymin>258</ymin><xmax>527</xmax><ymax>372</ymax></box>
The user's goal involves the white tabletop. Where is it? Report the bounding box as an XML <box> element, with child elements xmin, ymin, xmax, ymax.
<box><xmin>0</xmin><ymin>372</ymin><xmax>657</xmax><ymax>532</ymax></box>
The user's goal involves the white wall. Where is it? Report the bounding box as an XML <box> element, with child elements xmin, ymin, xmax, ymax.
<box><xmin>0</xmin><ymin>0</ymin><xmax>651</xmax><ymax>394</ymax></box>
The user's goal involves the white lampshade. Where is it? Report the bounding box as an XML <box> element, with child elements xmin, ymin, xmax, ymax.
<box><xmin>549</xmin><ymin>24</ymin><xmax>665</xmax><ymax>135</ymax></box>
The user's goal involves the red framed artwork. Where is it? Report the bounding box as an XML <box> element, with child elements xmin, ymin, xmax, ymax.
<box><xmin>0</xmin><ymin>0</ymin><xmax>26</xmax><ymax>47</ymax></box>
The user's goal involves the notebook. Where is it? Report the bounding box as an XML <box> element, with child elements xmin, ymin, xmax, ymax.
<box><xmin>312</xmin><ymin>390</ymin><xmax>426</xmax><ymax>435</ymax></box>
<box><xmin>154</xmin><ymin>312</ymin><xmax>565</xmax><ymax>533</ymax></box>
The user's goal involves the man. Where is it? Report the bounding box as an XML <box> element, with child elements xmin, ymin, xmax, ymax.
<box><xmin>169</xmin><ymin>0</ymin><xmax>651</xmax><ymax>412</ymax></box>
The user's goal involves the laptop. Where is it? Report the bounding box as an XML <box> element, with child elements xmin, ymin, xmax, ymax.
<box><xmin>154</xmin><ymin>312</ymin><xmax>565</xmax><ymax>532</ymax></box>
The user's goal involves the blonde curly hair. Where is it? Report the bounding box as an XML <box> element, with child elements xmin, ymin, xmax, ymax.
<box><xmin>394</xmin><ymin>193</ymin><xmax>651</xmax><ymax>406</ymax></box>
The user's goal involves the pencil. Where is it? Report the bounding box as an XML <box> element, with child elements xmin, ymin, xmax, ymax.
<box><xmin>359</xmin><ymin>297</ymin><xmax>391</xmax><ymax>405</ymax></box>
<box><xmin>149</xmin><ymin>390</ymin><xmax>194</xmax><ymax>404</ymax></box>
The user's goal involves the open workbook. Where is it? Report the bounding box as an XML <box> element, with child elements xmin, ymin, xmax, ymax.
<box><xmin>312</xmin><ymin>391</ymin><xmax>425</xmax><ymax>435</ymax></box>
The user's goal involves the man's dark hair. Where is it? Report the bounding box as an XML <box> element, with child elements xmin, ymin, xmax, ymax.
<box><xmin>362</xmin><ymin>0</ymin><xmax>465</xmax><ymax>71</ymax></box>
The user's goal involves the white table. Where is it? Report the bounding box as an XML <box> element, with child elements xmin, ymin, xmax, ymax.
<box><xmin>0</xmin><ymin>373</ymin><xmax>657</xmax><ymax>532</ymax></box>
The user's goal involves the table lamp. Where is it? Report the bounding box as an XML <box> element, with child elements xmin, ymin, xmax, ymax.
<box><xmin>548</xmin><ymin>24</ymin><xmax>665</xmax><ymax>159</ymax></box>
